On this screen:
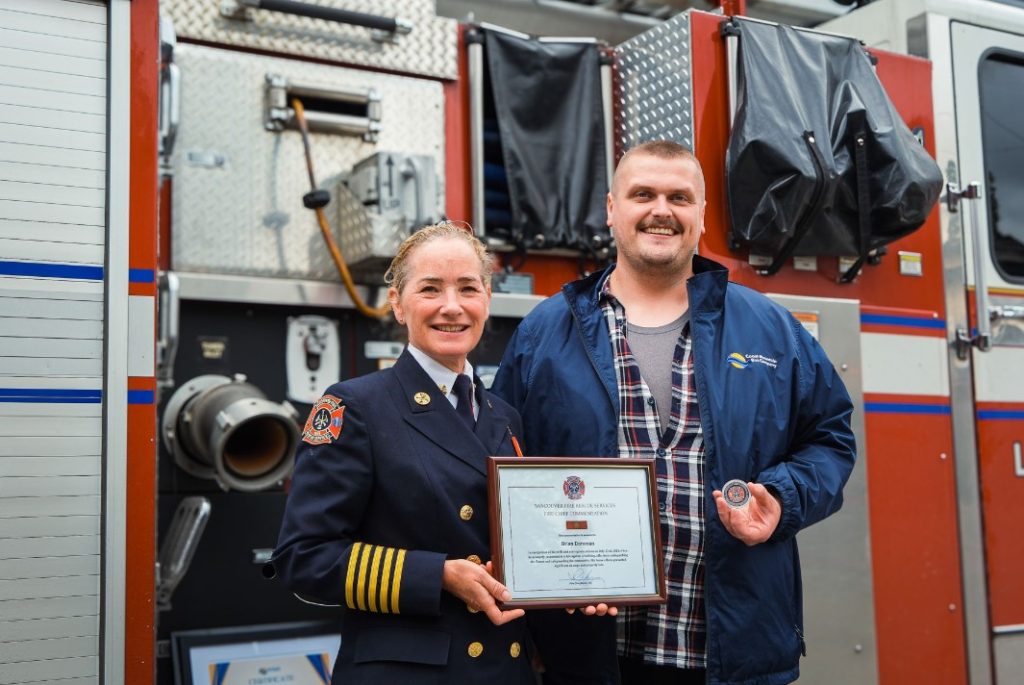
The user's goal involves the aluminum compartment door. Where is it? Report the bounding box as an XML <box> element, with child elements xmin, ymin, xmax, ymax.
<box><xmin>951</xmin><ymin>21</ymin><xmax>1024</xmax><ymax>683</ymax></box>
<box><xmin>168</xmin><ymin>43</ymin><xmax>446</xmax><ymax>280</ymax></box>
<box><xmin>767</xmin><ymin>294</ymin><xmax>876</xmax><ymax>685</ymax></box>
<box><xmin>0</xmin><ymin>0</ymin><xmax>113</xmax><ymax>682</ymax></box>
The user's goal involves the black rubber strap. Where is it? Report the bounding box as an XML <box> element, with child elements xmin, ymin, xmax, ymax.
<box><xmin>839</xmin><ymin>127</ymin><xmax>871</xmax><ymax>283</ymax></box>
<box><xmin>762</xmin><ymin>130</ymin><xmax>830</xmax><ymax>276</ymax></box>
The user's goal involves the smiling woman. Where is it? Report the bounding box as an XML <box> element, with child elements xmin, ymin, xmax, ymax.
<box><xmin>387</xmin><ymin>222</ymin><xmax>494</xmax><ymax>373</ymax></box>
<box><xmin>273</xmin><ymin>222</ymin><xmax>533</xmax><ymax>685</ymax></box>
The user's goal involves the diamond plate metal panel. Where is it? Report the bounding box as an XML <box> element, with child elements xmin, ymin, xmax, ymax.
<box><xmin>170</xmin><ymin>44</ymin><xmax>445</xmax><ymax>280</ymax></box>
<box><xmin>614</xmin><ymin>11</ymin><xmax>694</xmax><ymax>152</ymax></box>
<box><xmin>164</xmin><ymin>0</ymin><xmax>457</xmax><ymax>81</ymax></box>
<box><xmin>332</xmin><ymin>181</ymin><xmax>407</xmax><ymax>271</ymax></box>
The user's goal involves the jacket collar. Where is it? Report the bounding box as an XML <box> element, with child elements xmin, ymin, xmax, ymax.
<box><xmin>687</xmin><ymin>254</ymin><xmax>730</xmax><ymax>317</ymax></box>
<box><xmin>393</xmin><ymin>350</ymin><xmax>512</xmax><ymax>475</ymax></box>
<box><xmin>560</xmin><ymin>254</ymin><xmax>729</xmax><ymax>412</ymax></box>
<box><xmin>563</xmin><ymin>254</ymin><xmax>728</xmax><ymax>310</ymax></box>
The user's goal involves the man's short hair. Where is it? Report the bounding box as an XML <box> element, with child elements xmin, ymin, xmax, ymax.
<box><xmin>612</xmin><ymin>140</ymin><xmax>705</xmax><ymax>199</ymax></box>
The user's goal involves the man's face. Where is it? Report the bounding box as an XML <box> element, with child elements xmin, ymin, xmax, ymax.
<box><xmin>606</xmin><ymin>153</ymin><xmax>706</xmax><ymax>278</ymax></box>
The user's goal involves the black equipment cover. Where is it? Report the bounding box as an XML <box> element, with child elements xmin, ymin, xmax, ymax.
<box><xmin>484</xmin><ymin>29</ymin><xmax>609</xmax><ymax>250</ymax></box>
<box><xmin>725</xmin><ymin>18</ymin><xmax>943</xmax><ymax>277</ymax></box>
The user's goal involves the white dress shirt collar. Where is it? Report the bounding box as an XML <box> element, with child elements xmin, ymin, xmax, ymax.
<box><xmin>407</xmin><ymin>345</ymin><xmax>476</xmax><ymax>414</ymax></box>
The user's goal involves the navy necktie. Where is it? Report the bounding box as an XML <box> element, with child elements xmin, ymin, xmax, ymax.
<box><xmin>452</xmin><ymin>374</ymin><xmax>475</xmax><ymax>430</ymax></box>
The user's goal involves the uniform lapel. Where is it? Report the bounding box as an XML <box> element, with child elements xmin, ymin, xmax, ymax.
<box><xmin>394</xmin><ymin>351</ymin><xmax>488</xmax><ymax>475</ymax></box>
<box><xmin>473</xmin><ymin>379</ymin><xmax>512</xmax><ymax>456</ymax></box>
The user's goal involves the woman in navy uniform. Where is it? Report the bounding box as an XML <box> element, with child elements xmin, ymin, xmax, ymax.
<box><xmin>274</xmin><ymin>222</ymin><xmax>533</xmax><ymax>684</ymax></box>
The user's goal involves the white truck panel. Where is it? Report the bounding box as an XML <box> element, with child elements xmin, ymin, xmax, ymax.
<box><xmin>861</xmin><ymin>332</ymin><xmax>950</xmax><ymax>396</ymax></box>
<box><xmin>0</xmin><ymin>1</ymin><xmax>110</xmax><ymax>678</ymax></box>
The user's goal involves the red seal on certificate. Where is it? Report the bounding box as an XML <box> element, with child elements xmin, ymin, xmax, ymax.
<box><xmin>563</xmin><ymin>475</ymin><xmax>586</xmax><ymax>500</ymax></box>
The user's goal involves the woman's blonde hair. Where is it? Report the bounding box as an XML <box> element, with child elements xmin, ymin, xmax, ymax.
<box><xmin>384</xmin><ymin>221</ymin><xmax>495</xmax><ymax>294</ymax></box>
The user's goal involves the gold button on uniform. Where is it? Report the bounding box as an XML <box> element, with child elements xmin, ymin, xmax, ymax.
<box><xmin>466</xmin><ymin>603</ymin><xmax>479</xmax><ymax>613</ymax></box>
<box><xmin>459</xmin><ymin>505</ymin><xmax>474</xmax><ymax>521</ymax></box>
<box><xmin>510</xmin><ymin>642</ymin><xmax>522</xmax><ymax>658</ymax></box>
<box><xmin>468</xmin><ymin>642</ymin><xmax>484</xmax><ymax>658</ymax></box>
<box><xmin>466</xmin><ymin>554</ymin><xmax>482</xmax><ymax>564</ymax></box>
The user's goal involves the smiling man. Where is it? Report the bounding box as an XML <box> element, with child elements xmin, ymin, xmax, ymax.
<box><xmin>492</xmin><ymin>141</ymin><xmax>857</xmax><ymax>685</ymax></box>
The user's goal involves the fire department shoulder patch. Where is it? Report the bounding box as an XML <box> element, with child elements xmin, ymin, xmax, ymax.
<box><xmin>302</xmin><ymin>395</ymin><xmax>345</xmax><ymax>445</ymax></box>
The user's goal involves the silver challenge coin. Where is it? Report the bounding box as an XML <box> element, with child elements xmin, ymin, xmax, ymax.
<box><xmin>722</xmin><ymin>479</ymin><xmax>751</xmax><ymax>509</ymax></box>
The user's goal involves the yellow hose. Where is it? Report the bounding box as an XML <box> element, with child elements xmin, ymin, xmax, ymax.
<box><xmin>292</xmin><ymin>98</ymin><xmax>390</xmax><ymax>319</ymax></box>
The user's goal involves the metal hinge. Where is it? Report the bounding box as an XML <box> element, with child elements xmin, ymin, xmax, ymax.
<box><xmin>944</xmin><ymin>181</ymin><xmax>980</xmax><ymax>213</ymax></box>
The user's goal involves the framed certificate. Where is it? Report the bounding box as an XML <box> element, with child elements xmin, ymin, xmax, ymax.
<box><xmin>487</xmin><ymin>457</ymin><xmax>667</xmax><ymax>609</ymax></box>
<box><xmin>171</xmin><ymin>621</ymin><xmax>340</xmax><ymax>685</ymax></box>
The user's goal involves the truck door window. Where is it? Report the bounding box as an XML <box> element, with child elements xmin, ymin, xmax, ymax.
<box><xmin>979</xmin><ymin>52</ymin><xmax>1024</xmax><ymax>282</ymax></box>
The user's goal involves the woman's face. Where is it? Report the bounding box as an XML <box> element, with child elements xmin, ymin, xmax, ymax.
<box><xmin>389</xmin><ymin>237</ymin><xmax>491</xmax><ymax>373</ymax></box>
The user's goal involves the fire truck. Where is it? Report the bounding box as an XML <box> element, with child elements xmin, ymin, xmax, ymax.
<box><xmin>0</xmin><ymin>0</ymin><xmax>1021</xmax><ymax>683</ymax></box>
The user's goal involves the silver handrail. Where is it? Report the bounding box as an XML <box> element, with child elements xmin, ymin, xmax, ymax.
<box><xmin>468</xmin><ymin>32</ymin><xmax>486</xmax><ymax>237</ymax></box>
<box><xmin>965</xmin><ymin>181</ymin><xmax>992</xmax><ymax>352</ymax></box>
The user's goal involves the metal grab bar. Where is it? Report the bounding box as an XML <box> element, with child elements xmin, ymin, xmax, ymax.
<box><xmin>156</xmin><ymin>496</ymin><xmax>211</xmax><ymax>611</ymax></box>
<box><xmin>948</xmin><ymin>181</ymin><xmax>992</xmax><ymax>357</ymax></box>
<box><xmin>965</xmin><ymin>181</ymin><xmax>992</xmax><ymax>351</ymax></box>
<box><xmin>466</xmin><ymin>29</ymin><xmax>486</xmax><ymax>238</ymax></box>
<box><xmin>157</xmin><ymin>271</ymin><xmax>180</xmax><ymax>400</ymax></box>
<box><xmin>990</xmin><ymin>304</ymin><xmax>1024</xmax><ymax>322</ymax></box>
<box><xmin>264</xmin><ymin>74</ymin><xmax>382</xmax><ymax>141</ymax></box>
<box><xmin>723</xmin><ymin>19</ymin><xmax>741</xmax><ymax>128</ymax></box>
<box><xmin>222</xmin><ymin>0</ymin><xmax>412</xmax><ymax>38</ymax></box>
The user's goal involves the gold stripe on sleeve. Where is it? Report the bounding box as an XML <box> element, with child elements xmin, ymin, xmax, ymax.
<box><xmin>355</xmin><ymin>543</ymin><xmax>373</xmax><ymax>611</ymax></box>
<box><xmin>344</xmin><ymin>542</ymin><xmax>363</xmax><ymax>610</ymax></box>
<box><xmin>390</xmin><ymin>548</ymin><xmax>407</xmax><ymax>614</ymax></box>
<box><xmin>378</xmin><ymin>547</ymin><xmax>395</xmax><ymax>614</ymax></box>
<box><xmin>367</xmin><ymin>545</ymin><xmax>385</xmax><ymax>612</ymax></box>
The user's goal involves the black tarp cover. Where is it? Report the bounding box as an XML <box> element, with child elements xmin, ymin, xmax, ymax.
<box><xmin>725</xmin><ymin>18</ymin><xmax>942</xmax><ymax>263</ymax></box>
<box><xmin>484</xmin><ymin>29</ymin><xmax>609</xmax><ymax>249</ymax></box>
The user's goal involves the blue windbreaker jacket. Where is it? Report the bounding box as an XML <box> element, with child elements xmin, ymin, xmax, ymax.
<box><xmin>491</xmin><ymin>255</ymin><xmax>857</xmax><ymax>685</ymax></box>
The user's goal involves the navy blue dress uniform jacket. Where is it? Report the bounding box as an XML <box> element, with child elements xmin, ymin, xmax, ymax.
<box><xmin>274</xmin><ymin>351</ymin><xmax>534</xmax><ymax>685</ymax></box>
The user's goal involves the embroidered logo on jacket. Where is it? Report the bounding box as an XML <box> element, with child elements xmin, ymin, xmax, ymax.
<box><xmin>727</xmin><ymin>352</ymin><xmax>749</xmax><ymax>369</ymax></box>
<box><xmin>302</xmin><ymin>395</ymin><xmax>345</xmax><ymax>445</ymax></box>
<box><xmin>727</xmin><ymin>352</ymin><xmax>778</xmax><ymax>370</ymax></box>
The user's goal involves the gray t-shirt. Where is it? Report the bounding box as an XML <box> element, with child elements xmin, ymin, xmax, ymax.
<box><xmin>625</xmin><ymin>312</ymin><xmax>689</xmax><ymax>430</ymax></box>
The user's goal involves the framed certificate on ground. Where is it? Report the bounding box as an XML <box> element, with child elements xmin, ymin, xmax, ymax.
<box><xmin>487</xmin><ymin>457</ymin><xmax>667</xmax><ymax>609</ymax></box>
<box><xmin>171</xmin><ymin>621</ymin><xmax>340</xmax><ymax>685</ymax></box>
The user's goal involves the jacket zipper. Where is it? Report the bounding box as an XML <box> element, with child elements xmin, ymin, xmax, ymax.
<box><xmin>689</xmin><ymin>311</ymin><xmax>721</xmax><ymax>673</ymax></box>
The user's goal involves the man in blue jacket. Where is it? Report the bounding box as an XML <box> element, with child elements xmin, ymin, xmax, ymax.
<box><xmin>491</xmin><ymin>140</ymin><xmax>856</xmax><ymax>685</ymax></box>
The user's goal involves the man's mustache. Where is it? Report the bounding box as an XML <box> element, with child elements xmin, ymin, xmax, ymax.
<box><xmin>637</xmin><ymin>218</ymin><xmax>683</xmax><ymax>233</ymax></box>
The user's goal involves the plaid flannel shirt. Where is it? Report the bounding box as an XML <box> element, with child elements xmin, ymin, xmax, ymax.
<box><xmin>601</xmin><ymin>284</ymin><xmax>707</xmax><ymax>669</ymax></box>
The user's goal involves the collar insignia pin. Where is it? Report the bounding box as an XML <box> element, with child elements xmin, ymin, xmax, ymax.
<box><xmin>414</xmin><ymin>391</ymin><xmax>431</xmax><ymax>406</ymax></box>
